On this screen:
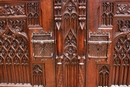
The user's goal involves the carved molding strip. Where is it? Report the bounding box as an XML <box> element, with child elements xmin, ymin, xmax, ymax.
<box><xmin>0</xmin><ymin>4</ymin><xmax>25</xmax><ymax>16</ymax></box>
<box><xmin>116</xmin><ymin>3</ymin><xmax>130</xmax><ymax>15</ymax></box>
<box><xmin>0</xmin><ymin>2</ymin><xmax>41</xmax><ymax>26</ymax></box>
<box><xmin>110</xmin><ymin>85</ymin><xmax>130</xmax><ymax>87</ymax></box>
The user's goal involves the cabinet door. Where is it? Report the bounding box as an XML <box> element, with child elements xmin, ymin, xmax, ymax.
<box><xmin>0</xmin><ymin>0</ymin><xmax>130</xmax><ymax>87</ymax></box>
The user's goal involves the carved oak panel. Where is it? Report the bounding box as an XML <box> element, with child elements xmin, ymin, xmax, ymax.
<box><xmin>27</xmin><ymin>2</ymin><xmax>41</xmax><ymax>25</ymax></box>
<box><xmin>0</xmin><ymin>1</ymin><xmax>44</xmax><ymax>87</ymax></box>
<box><xmin>32</xmin><ymin>64</ymin><xmax>45</xmax><ymax>86</ymax></box>
<box><xmin>112</xmin><ymin>35</ymin><xmax>130</xmax><ymax>85</ymax></box>
<box><xmin>0</xmin><ymin>20</ymin><xmax>30</xmax><ymax>84</ymax></box>
<box><xmin>98</xmin><ymin>65</ymin><xmax>110</xmax><ymax>87</ymax></box>
<box><xmin>32</xmin><ymin>29</ymin><xmax>54</xmax><ymax>59</ymax></box>
<box><xmin>54</xmin><ymin>0</ymin><xmax>86</xmax><ymax>87</ymax></box>
<box><xmin>88</xmin><ymin>32</ymin><xmax>111</xmax><ymax>59</ymax></box>
<box><xmin>0</xmin><ymin>0</ymin><xmax>130</xmax><ymax>87</ymax></box>
<box><xmin>101</xmin><ymin>1</ymin><xmax>114</xmax><ymax>26</ymax></box>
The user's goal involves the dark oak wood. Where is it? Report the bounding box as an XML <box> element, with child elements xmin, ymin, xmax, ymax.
<box><xmin>0</xmin><ymin>0</ymin><xmax>130</xmax><ymax>87</ymax></box>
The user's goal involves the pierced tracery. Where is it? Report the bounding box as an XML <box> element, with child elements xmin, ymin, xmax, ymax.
<box><xmin>112</xmin><ymin>36</ymin><xmax>130</xmax><ymax>85</ymax></box>
<box><xmin>0</xmin><ymin>1</ymin><xmax>43</xmax><ymax>86</ymax></box>
<box><xmin>117</xmin><ymin>20</ymin><xmax>130</xmax><ymax>32</ymax></box>
<box><xmin>0</xmin><ymin>21</ymin><xmax>30</xmax><ymax>84</ymax></box>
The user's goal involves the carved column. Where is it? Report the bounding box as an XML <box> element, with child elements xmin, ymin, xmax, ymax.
<box><xmin>54</xmin><ymin>0</ymin><xmax>87</xmax><ymax>87</ymax></box>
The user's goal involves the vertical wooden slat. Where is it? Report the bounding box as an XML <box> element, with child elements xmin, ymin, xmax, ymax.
<box><xmin>123</xmin><ymin>66</ymin><xmax>127</xmax><ymax>85</ymax></box>
<box><xmin>9</xmin><ymin>65</ymin><xmax>12</xmax><ymax>83</ymax></box>
<box><xmin>119</xmin><ymin>61</ymin><xmax>123</xmax><ymax>85</ymax></box>
<box><xmin>112</xmin><ymin>66</ymin><xmax>115</xmax><ymax>84</ymax></box>
<box><xmin>12</xmin><ymin>63</ymin><xmax>15</xmax><ymax>83</ymax></box>
<box><xmin>128</xmin><ymin>65</ymin><xmax>130</xmax><ymax>85</ymax></box>
<box><xmin>115</xmin><ymin>66</ymin><xmax>119</xmax><ymax>84</ymax></box>
<box><xmin>27</xmin><ymin>66</ymin><xmax>29</xmax><ymax>83</ymax></box>
<box><xmin>5</xmin><ymin>64</ymin><xmax>8</xmax><ymax>83</ymax></box>
<box><xmin>0</xmin><ymin>65</ymin><xmax>2</xmax><ymax>83</ymax></box>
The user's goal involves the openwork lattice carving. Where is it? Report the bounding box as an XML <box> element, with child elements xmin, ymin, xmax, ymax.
<box><xmin>0</xmin><ymin>1</ymin><xmax>42</xmax><ymax>86</ymax></box>
<box><xmin>32</xmin><ymin>64</ymin><xmax>45</xmax><ymax>86</ymax></box>
<box><xmin>98</xmin><ymin>65</ymin><xmax>109</xmax><ymax>87</ymax></box>
<box><xmin>112</xmin><ymin>36</ymin><xmax>130</xmax><ymax>85</ymax></box>
<box><xmin>32</xmin><ymin>30</ymin><xmax>54</xmax><ymax>59</ymax></box>
<box><xmin>88</xmin><ymin>32</ymin><xmax>111</xmax><ymax>59</ymax></box>
<box><xmin>0</xmin><ymin>20</ymin><xmax>6</xmax><ymax>31</ymax></box>
<box><xmin>0</xmin><ymin>22</ymin><xmax>29</xmax><ymax>84</ymax></box>
<box><xmin>102</xmin><ymin>1</ymin><xmax>114</xmax><ymax>26</ymax></box>
<box><xmin>8</xmin><ymin>20</ymin><xmax>26</xmax><ymax>32</ymax></box>
<box><xmin>55</xmin><ymin>0</ymin><xmax>86</xmax><ymax>87</ymax></box>
<box><xmin>117</xmin><ymin>19</ymin><xmax>130</xmax><ymax>32</ymax></box>
<box><xmin>27</xmin><ymin>2</ymin><xmax>40</xmax><ymax>25</ymax></box>
<box><xmin>0</xmin><ymin>4</ymin><xmax>25</xmax><ymax>16</ymax></box>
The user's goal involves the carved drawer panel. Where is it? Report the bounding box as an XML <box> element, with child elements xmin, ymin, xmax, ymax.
<box><xmin>32</xmin><ymin>30</ymin><xmax>54</xmax><ymax>59</ymax></box>
<box><xmin>88</xmin><ymin>32</ymin><xmax>111</xmax><ymax>59</ymax></box>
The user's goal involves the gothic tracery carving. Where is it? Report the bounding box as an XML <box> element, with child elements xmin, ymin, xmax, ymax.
<box><xmin>102</xmin><ymin>1</ymin><xmax>114</xmax><ymax>26</ymax></box>
<box><xmin>0</xmin><ymin>21</ymin><xmax>30</xmax><ymax>84</ymax></box>
<box><xmin>0</xmin><ymin>20</ymin><xmax>5</xmax><ymax>31</ymax></box>
<box><xmin>0</xmin><ymin>4</ymin><xmax>25</xmax><ymax>16</ymax></box>
<box><xmin>117</xmin><ymin>19</ymin><xmax>130</xmax><ymax>32</ymax></box>
<box><xmin>32</xmin><ymin>64</ymin><xmax>45</xmax><ymax>86</ymax></box>
<box><xmin>54</xmin><ymin>0</ymin><xmax>86</xmax><ymax>87</ymax></box>
<box><xmin>0</xmin><ymin>1</ymin><xmax>43</xmax><ymax>86</ymax></box>
<box><xmin>112</xmin><ymin>36</ymin><xmax>130</xmax><ymax>85</ymax></box>
<box><xmin>27</xmin><ymin>2</ymin><xmax>40</xmax><ymax>25</ymax></box>
<box><xmin>98</xmin><ymin>65</ymin><xmax>110</xmax><ymax>87</ymax></box>
<box><xmin>8</xmin><ymin>20</ymin><xmax>26</xmax><ymax>32</ymax></box>
<box><xmin>64</xmin><ymin>30</ymin><xmax>77</xmax><ymax>61</ymax></box>
<box><xmin>116</xmin><ymin>3</ymin><xmax>130</xmax><ymax>15</ymax></box>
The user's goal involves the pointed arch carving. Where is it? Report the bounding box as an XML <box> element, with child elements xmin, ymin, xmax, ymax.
<box><xmin>54</xmin><ymin>0</ymin><xmax>87</xmax><ymax>87</ymax></box>
<box><xmin>0</xmin><ymin>21</ymin><xmax>30</xmax><ymax>84</ymax></box>
<box><xmin>101</xmin><ymin>1</ymin><xmax>114</xmax><ymax>26</ymax></box>
<box><xmin>112</xmin><ymin>33</ymin><xmax>130</xmax><ymax>85</ymax></box>
<box><xmin>98</xmin><ymin>65</ymin><xmax>110</xmax><ymax>87</ymax></box>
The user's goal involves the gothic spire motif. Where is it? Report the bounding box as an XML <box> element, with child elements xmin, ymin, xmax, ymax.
<box><xmin>54</xmin><ymin>0</ymin><xmax>86</xmax><ymax>87</ymax></box>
